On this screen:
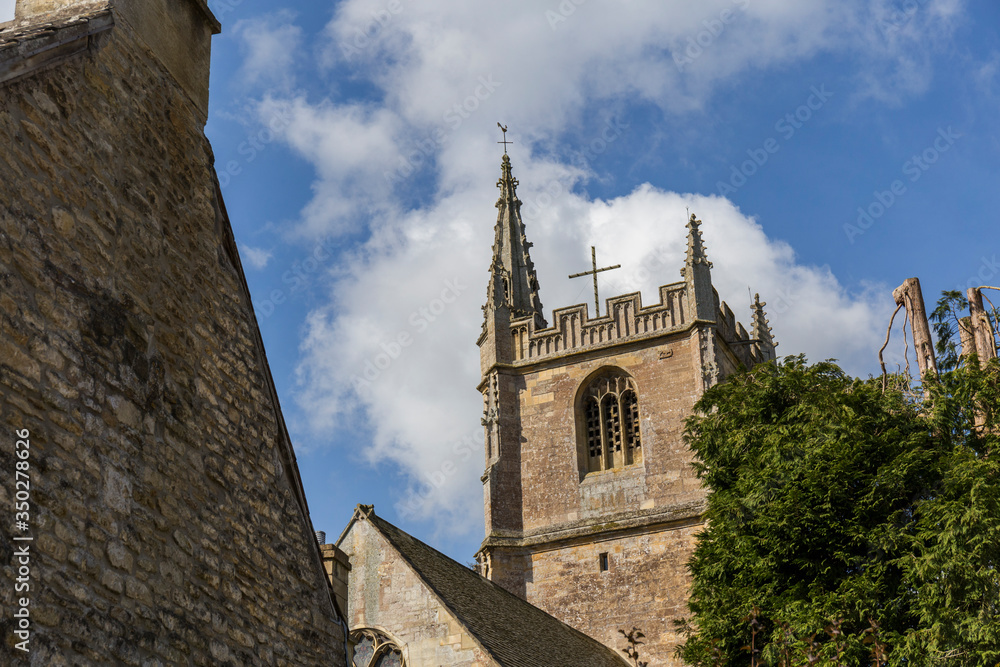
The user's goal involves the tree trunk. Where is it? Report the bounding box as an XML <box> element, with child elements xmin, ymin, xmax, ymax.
<box><xmin>967</xmin><ymin>288</ymin><xmax>997</xmax><ymax>365</ymax></box>
<box><xmin>960</xmin><ymin>316</ymin><xmax>976</xmax><ymax>361</ymax></box>
<box><xmin>893</xmin><ymin>278</ymin><xmax>938</xmax><ymax>379</ymax></box>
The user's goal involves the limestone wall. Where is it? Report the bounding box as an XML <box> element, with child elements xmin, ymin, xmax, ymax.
<box><xmin>0</xmin><ymin>20</ymin><xmax>343</xmax><ymax>666</ymax></box>
<box><xmin>524</xmin><ymin>524</ymin><xmax>699</xmax><ymax>667</ymax></box>
<box><xmin>339</xmin><ymin>520</ymin><xmax>494</xmax><ymax>667</ymax></box>
<box><xmin>514</xmin><ymin>331</ymin><xmax>706</xmax><ymax>534</ymax></box>
<box><xmin>482</xmin><ymin>326</ymin><xmax>708</xmax><ymax>664</ymax></box>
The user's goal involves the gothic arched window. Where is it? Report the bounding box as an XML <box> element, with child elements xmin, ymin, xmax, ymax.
<box><xmin>579</xmin><ymin>370</ymin><xmax>642</xmax><ymax>473</ymax></box>
<box><xmin>351</xmin><ymin>628</ymin><xmax>405</xmax><ymax>667</ymax></box>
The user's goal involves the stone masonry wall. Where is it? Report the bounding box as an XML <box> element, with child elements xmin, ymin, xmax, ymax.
<box><xmin>525</xmin><ymin>524</ymin><xmax>700</xmax><ymax>667</ymax></box>
<box><xmin>340</xmin><ymin>520</ymin><xmax>494</xmax><ymax>667</ymax></box>
<box><xmin>516</xmin><ymin>329</ymin><xmax>706</xmax><ymax>535</ymax></box>
<box><xmin>484</xmin><ymin>325</ymin><xmax>710</xmax><ymax>664</ymax></box>
<box><xmin>0</xmin><ymin>22</ymin><xmax>343</xmax><ymax>666</ymax></box>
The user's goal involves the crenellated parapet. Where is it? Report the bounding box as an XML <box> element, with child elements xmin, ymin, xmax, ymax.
<box><xmin>507</xmin><ymin>279</ymin><xmax>772</xmax><ymax>367</ymax></box>
<box><xmin>508</xmin><ymin>282</ymin><xmax>689</xmax><ymax>363</ymax></box>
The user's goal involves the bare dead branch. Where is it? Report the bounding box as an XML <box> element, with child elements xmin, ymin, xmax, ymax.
<box><xmin>879</xmin><ymin>303</ymin><xmax>903</xmax><ymax>392</ymax></box>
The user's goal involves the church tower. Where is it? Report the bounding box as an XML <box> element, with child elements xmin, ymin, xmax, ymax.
<box><xmin>475</xmin><ymin>154</ymin><xmax>776</xmax><ymax>665</ymax></box>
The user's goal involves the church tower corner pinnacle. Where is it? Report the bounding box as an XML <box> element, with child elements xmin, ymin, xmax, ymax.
<box><xmin>752</xmin><ymin>293</ymin><xmax>778</xmax><ymax>361</ymax></box>
<box><xmin>484</xmin><ymin>154</ymin><xmax>546</xmax><ymax>332</ymax></box>
<box><xmin>680</xmin><ymin>212</ymin><xmax>717</xmax><ymax>322</ymax></box>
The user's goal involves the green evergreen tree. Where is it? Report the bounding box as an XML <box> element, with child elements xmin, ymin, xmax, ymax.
<box><xmin>676</xmin><ymin>351</ymin><xmax>1000</xmax><ymax>666</ymax></box>
<box><xmin>898</xmin><ymin>358</ymin><xmax>1000</xmax><ymax>665</ymax></box>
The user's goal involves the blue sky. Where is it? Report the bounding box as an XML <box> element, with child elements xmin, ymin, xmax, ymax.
<box><xmin>5</xmin><ymin>0</ymin><xmax>998</xmax><ymax>563</ymax></box>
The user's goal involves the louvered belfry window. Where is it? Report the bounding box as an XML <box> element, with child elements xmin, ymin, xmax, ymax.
<box><xmin>622</xmin><ymin>389</ymin><xmax>641</xmax><ymax>465</ymax></box>
<box><xmin>581</xmin><ymin>371</ymin><xmax>643</xmax><ymax>473</ymax></box>
<box><xmin>585</xmin><ymin>397</ymin><xmax>603</xmax><ymax>468</ymax></box>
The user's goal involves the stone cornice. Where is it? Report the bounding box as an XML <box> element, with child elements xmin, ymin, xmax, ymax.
<box><xmin>476</xmin><ymin>319</ymin><xmax>716</xmax><ymax>390</ymax></box>
<box><xmin>0</xmin><ymin>7</ymin><xmax>113</xmax><ymax>87</ymax></box>
<box><xmin>479</xmin><ymin>499</ymin><xmax>706</xmax><ymax>553</ymax></box>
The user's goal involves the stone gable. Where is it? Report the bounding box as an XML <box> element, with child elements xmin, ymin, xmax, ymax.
<box><xmin>338</xmin><ymin>514</ymin><xmax>493</xmax><ymax>666</ymax></box>
<box><xmin>335</xmin><ymin>506</ymin><xmax>629</xmax><ymax>667</ymax></box>
<box><xmin>0</xmin><ymin>4</ymin><xmax>345</xmax><ymax>664</ymax></box>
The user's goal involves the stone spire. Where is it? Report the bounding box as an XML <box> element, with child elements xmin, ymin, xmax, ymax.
<box><xmin>752</xmin><ymin>293</ymin><xmax>777</xmax><ymax>361</ymax></box>
<box><xmin>680</xmin><ymin>213</ymin><xmax>716</xmax><ymax>322</ymax></box>
<box><xmin>486</xmin><ymin>154</ymin><xmax>546</xmax><ymax>328</ymax></box>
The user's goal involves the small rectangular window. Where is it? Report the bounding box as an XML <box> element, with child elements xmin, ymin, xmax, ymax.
<box><xmin>599</xmin><ymin>552</ymin><xmax>609</xmax><ymax>572</ymax></box>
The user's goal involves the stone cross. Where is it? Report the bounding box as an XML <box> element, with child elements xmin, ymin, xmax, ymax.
<box><xmin>569</xmin><ymin>246</ymin><xmax>621</xmax><ymax>317</ymax></box>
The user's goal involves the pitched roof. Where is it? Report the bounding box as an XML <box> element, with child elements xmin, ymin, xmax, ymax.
<box><xmin>355</xmin><ymin>508</ymin><xmax>628</xmax><ymax>667</ymax></box>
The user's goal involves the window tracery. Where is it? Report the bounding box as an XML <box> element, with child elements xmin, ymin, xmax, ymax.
<box><xmin>580</xmin><ymin>371</ymin><xmax>642</xmax><ymax>473</ymax></box>
<box><xmin>351</xmin><ymin>628</ymin><xmax>405</xmax><ymax>667</ymax></box>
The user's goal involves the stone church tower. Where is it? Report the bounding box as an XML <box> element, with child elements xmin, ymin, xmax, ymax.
<box><xmin>476</xmin><ymin>154</ymin><xmax>776</xmax><ymax>665</ymax></box>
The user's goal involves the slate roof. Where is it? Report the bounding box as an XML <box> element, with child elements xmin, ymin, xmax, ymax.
<box><xmin>361</xmin><ymin>510</ymin><xmax>628</xmax><ymax>667</ymax></box>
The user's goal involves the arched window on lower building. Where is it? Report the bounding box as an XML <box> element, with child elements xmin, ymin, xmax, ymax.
<box><xmin>351</xmin><ymin>628</ymin><xmax>406</xmax><ymax>667</ymax></box>
<box><xmin>579</xmin><ymin>370</ymin><xmax>643</xmax><ymax>473</ymax></box>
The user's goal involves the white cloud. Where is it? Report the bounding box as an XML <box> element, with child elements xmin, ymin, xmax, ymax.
<box><xmin>973</xmin><ymin>52</ymin><xmax>1000</xmax><ymax>97</ymax></box>
<box><xmin>319</xmin><ymin>0</ymin><xmax>961</xmax><ymax>129</ymax></box>
<box><xmin>232</xmin><ymin>11</ymin><xmax>303</xmax><ymax>89</ymax></box>
<box><xmin>250</xmin><ymin>0</ymin><xmax>966</xmax><ymax>240</ymax></box>
<box><xmin>850</xmin><ymin>0</ymin><xmax>965</xmax><ymax>104</ymax></box>
<box><xmin>253</xmin><ymin>0</ymin><xmax>964</xmax><ymax>536</ymax></box>
<box><xmin>241</xmin><ymin>245</ymin><xmax>273</xmax><ymax>269</ymax></box>
<box><xmin>255</xmin><ymin>96</ymin><xmax>405</xmax><ymax>237</ymax></box>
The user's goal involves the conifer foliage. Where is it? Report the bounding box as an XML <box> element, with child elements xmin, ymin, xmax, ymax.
<box><xmin>676</xmin><ymin>352</ymin><xmax>1000</xmax><ymax>666</ymax></box>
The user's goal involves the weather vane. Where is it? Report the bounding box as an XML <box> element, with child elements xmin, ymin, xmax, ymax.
<box><xmin>497</xmin><ymin>122</ymin><xmax>513</xmax><ymax>154</ymax></box>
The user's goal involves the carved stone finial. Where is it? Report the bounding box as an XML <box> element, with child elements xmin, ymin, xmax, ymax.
<box><xmin>682</xmin><ymin>213</ymin><xmax>713</xmax><ymax>272</ymax></box>
<box><xmin>496</xmin><ymin>154</ymin><xmax>519</xmax><ymax>197</ymax></box>
<box><xmin>752</xmin><ymin>293</ymin><xmax>777</xmax><ymax>361</ymax></box>
<box><xmin>681</xmin><ymin>212</ymin><xmax>716</xmax><ymax>323</ymax></box>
